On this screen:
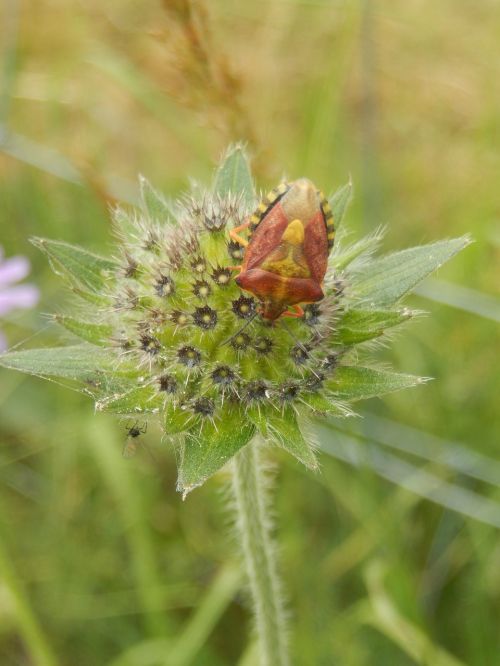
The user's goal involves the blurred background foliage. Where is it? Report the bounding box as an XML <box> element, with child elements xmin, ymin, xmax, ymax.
<box><xmin>0</xmin><ymin>0</ymin><xmax>499</xmax><ymax>664</ymax></box>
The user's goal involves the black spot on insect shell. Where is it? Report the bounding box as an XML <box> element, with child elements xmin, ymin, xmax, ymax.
<box><xmin>193</xmin><ymin>305</ymin><xmax>218</xmax><ymax>330</ymax></box>
<box><xmin>192</xmin><ymin>397</ymin><xmax>215</xmax><ymax>417</ymax></box>
<box><xmin>232</xmin><ymin>295</ymin><xmax>256</xmax><ymax>319</ymax></box>
<box><xmin>158</xmin><ymin>374</ymin><xmax>178</xmax><ymax>393</ymax></box>
<box><xmin>290</xmin><ymin>344</ymin><xmax>310</xmax><ymax>365</ymax></box>
<box><xmin>211</xmin><ymin>266</ymin><xmax>232</xmax><ymax>287</ymax></box>
<box><xmin>177</xmin><ymin>345</ymin><xmax>201</xmax><ymax>368</ymax></box>
<box><xmin>155</xmin><ymin>274</ymin><xmax>175</xmax><ymax>297</ymax></box>
<box><xmin>253</xmin><ymin>336</ymin><xmax>273</xmax><ymax>355</ymax></box>
<box><xmin>211</xmin><ymin>365</ymin><xmax>236</xmax><ymax>385</ymax></box>
<box><xmin>230</xmin><ymin>331</ymin><xmax>251</xmax><ymax>351</ymax></box>
<box><xmin>303</xmin><ymin>303</ymin><xmax>322</xmax><ymax>326</ymax></box>
<box><xmin>192</xmin><ymin>280</ymin><xmax>212</xmax><ymax>299</ymax></box>
<box><xmin>244</xmin><ymin>380</ymin><xmax>270</xmax><ymax>402</ymax></box>
<box><xmin>140</xmin><ymin>334</ymin><xmax>161</xmax><ymax>355</ymax></box>
<box><xmin>227</xmin><ymin>241</ymin><xmax>245</xmax><ymax>262</ymax></box>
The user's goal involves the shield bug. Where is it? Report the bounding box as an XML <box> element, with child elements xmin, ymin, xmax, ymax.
<box><xmin>230</xmin><ymin>178</ymin><xmax>334</xmax><ymax>320</ymax></box>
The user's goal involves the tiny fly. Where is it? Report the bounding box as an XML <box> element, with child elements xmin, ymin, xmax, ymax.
<box><xmin>123</xmin><ymin>421</ymin><xmax>148</xmax><ymax>459</ymax></box>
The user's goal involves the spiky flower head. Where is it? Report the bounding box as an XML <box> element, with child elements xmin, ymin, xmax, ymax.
<box><xmin>0</xmin><ymin>146</ymin><xmax>470</xmax><ymax>495</ymax></box>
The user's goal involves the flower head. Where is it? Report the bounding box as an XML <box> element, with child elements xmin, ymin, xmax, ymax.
<box><xmin>0</xmin><ymin>146</ymin><xmax>470</xmax><ymax>495</ymax></box>
<box><xmin>0</xmin><ymin>247</ymin><xmax>39</xmax><ymax>351</ymax></box>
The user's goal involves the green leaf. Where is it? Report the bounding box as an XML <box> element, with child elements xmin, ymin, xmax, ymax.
<box><xmin>54</xmin><ymin>314</ymin><xmax>113</xmax><ymax>345</ymax></box>
<box><xmin>336</xmin><ymin>308</ymin><xmax>414</xmax><ymax>345</ymax></box>
<box><xmin>0</xmin><ymin>345</ymin><xmax>139</xmax><ymax>392</ymax></box>
<box><xmin>178</xmin><ymin>407</ymin><xmax>255</xmax><ymax>495</ymax></box>
<box><xmin>164</xmin><ymin>403</ymin><xmax>193</xmax><ymax>435</ymax></box>
<box><xmin>139</xmin><ymin>174</ymin><xmax>176</xmax><ymax>221</ymax></box>
<box><xmin>329</xmin><ymin>180</ymin><xmax>352</xmax><ymax>230</ymax></box>
<box><xmin>249</xmin><ymin>405</ymin><xmax>318</xmax><ymax>469</ymax></box>
<box><xmin>97</xmin><ymin>384</ymin><xmax>165</xmax><ymax>414</ymax></box>
<box><xmin>325</xmin><ymin>366</ymin><xmax>426</xmax><ymax>402</ymax></box>
<box><xmin>299</xmin><ymin>392</ymin><xmax>354</xmax><ymax>417</ymax></box>
<box><xmin>332</xmin><ymin>228</ymin><xmax>384</xmax><ymax>273</ymax></box>
<box><xmin>350</xmin><ymin>236</ymin><xmax>471</xmax><ymax>307</ymax></box>
<box><xmin>213</xmin><ymin>144</ymin><xmax>255</xmax><ymax>205</ymax></box>
<box><xmin>31</xmin><ymin>237</ymin><xmax>117</xmax><ymax>295</ymax></box>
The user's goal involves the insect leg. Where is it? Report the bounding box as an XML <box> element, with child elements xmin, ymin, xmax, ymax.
<box><xmin>281</xmin><ymin>304</ymin><xmax>304</xmax><ymax>319</ymax></box>
<box><xmin>229</xmin><ymin>219</ymin><xmax>251</xmax><ymax>247</ymax></box>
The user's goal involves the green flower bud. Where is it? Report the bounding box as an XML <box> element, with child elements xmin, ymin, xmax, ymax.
<box><xmin>0</xmin><ymin>145</ymin><xmax>471</xmax><ymax>496</ymax></box>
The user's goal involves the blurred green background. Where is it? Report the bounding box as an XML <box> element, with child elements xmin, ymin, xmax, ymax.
<box><xmin>1</xmin><ymin>1</ymin><xmax>499</xmax><ymax>664</ymax></box>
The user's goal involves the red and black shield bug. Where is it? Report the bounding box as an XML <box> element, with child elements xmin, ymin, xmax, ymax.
<box><xmin>230</xmin><ymin>178</ymin><xmax>335</xmax><ymax>320</ymax></box>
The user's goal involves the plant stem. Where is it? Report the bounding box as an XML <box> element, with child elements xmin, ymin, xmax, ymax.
<box><xmin>231</xmin><ymin>441</ymin><xmax>289</xmax><ymax>666</ymax></box>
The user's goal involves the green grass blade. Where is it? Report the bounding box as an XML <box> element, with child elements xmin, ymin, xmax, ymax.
<box><xmin>362</xmin><ymin>412</ymin><xmax>500</xmax><ymax>487</ymax></box>
<box><xmin>317</xmin><ymin>421</ymin><xmax>500</xmax><ymax>529</ymax></box>
<box><xmin>86</xmin><ymin>417</ymin><xmax>172</xmax><ymax>638</ymax></box>
<box><xmin>363</xmin><ymin>561</ymin><xmax>467</xmax><ymax>666</ymax></box>
<box><xmin>414</xmin><ymin>278</ymin><xmax>500</xmax><ymax>322</ymax></box>
<box><xmin>0</xmin><ymin>129</ymin><xmax>137</xmax><ymax>203</ymax></box>
<box><xmin>166</xmin><ymin>564</ymin><xmax>242</xmax><ymax>666</ymax></box>
<box><xmin>0</xmin><ymin>534</ymin><xmax>59</xmax><ymax>666</ymax></box>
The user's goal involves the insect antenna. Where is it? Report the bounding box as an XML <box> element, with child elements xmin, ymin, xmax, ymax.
<box><xmin>221</xmin><ymin>311</ymin><xmax>258</xmax><ymax>346</ymax></box>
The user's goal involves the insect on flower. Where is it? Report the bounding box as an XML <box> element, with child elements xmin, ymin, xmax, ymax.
<box><xmin>123</xmin><ymin>420</ymin><xmax>147</xmax><ymax>459</ymax></box>
<box><xmin>230</xmin><ymin>178</ymin><xmax>335</xmax><ymax>321</ymax></box>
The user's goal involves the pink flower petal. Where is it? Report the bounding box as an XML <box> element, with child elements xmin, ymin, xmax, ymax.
<box><xmin>0</xmin><ymin>255</ymin><xmax>31</xmax><ymax>287</ymax></box>
<box><xmin>0</xmin><ymin>284</ymin><xmax>40</xmax><ymax>315</ymax></box>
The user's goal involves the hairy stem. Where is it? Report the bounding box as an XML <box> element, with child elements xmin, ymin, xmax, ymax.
<box><xmin>231</xmin><ymin>441</ymin><xmax>289</xmax><ymax>666</ymax></box>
